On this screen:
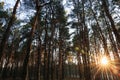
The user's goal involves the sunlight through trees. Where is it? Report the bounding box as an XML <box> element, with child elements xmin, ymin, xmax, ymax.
<box><xmin>0</xmin><ymin>0</ymin><xmax>120</xmax><ymax>80</ymax></box>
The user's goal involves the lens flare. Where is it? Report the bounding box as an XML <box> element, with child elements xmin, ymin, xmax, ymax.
<box><xmin>92</xmin><ymin>55</ymin><xmax>120</xmax><ymax>80</ymax></box>
<box><xmin>100</xmin><ymin>56</ymin><xmax>109</xmax><ymax>66</ymax></box>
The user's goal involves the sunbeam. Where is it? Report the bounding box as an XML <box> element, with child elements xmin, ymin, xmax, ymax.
<box><xmin>92</xmin><ymin>55</ymin><xmax>120</xmax><ymax>80</ymax></box>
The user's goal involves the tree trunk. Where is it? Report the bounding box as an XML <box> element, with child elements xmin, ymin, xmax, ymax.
<box><xmin>22</xmin><ymin>0</ymin><xmax>40</xmax><ymax>79</ymax></box>
<box><xmin>58</xmin><ymin>27</ymin><xmax>63</xmax><ymax>80</ymax></box>
<box><xmin>58</xmin><ymin>45</ymin><xmax>63</xmax><ymax>80</ymax></box>
<box><xmin>89</xmin><ymin>0</ymin><xmax>110</xmax><ymax>56</ymax></box>
<box><xmin>36</xmin><ymin>38</ymin><xmax>41</xmax><ymax>80</ymax></box>
<box><xmin>101</xmin><ymin>0</ymin><xmax>120</xmax><ymax>48</ymax></box>
<box><xmin>82</xmin><ymin>0</ymin><xmax>91</xmax><ymax>80</ymax></box>
<box><xmin>0</xmin><ymin>0</ymin><xmax>20</xmax><ymax>59</ymax></box>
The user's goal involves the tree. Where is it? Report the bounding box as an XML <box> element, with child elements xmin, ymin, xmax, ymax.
<box><xmin>22</xmin><ymin>0</ymin><xmax>41</xmax><ymax>79</ymax></box>
<box><xmin>0</xmin><ymin>0</ymin><xmax>20</xmax><ymax>59</ymax></box>
<box><xmin>101</xmin><ymin>0</ymin><xmax>120</xmax><ymax>48</ymax></box>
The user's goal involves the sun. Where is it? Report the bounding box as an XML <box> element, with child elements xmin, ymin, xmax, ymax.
<box><xmin>100</xmin><ymin>56</ymin><xmax>109</xmax><ymax>66</ymax></box>
<box><xmin>92</xmin><ymin>55</ymin><xmax>120</xmax><ymax>80</ymax></box>
<box><xmin>97</xmin><ymin>56</ymin><xmax>110</xmax><ymax>70</ymax></box>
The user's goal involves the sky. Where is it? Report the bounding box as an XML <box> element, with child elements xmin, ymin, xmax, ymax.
<box><xmin>0</xmin><ymin>0</ymin><xmax>15</xmax><ymax>9</ymax></box>
<box><xmin>63</xmin><ymin>0</ymin><xmax>74</xmax><ymax>16</ymax></box>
